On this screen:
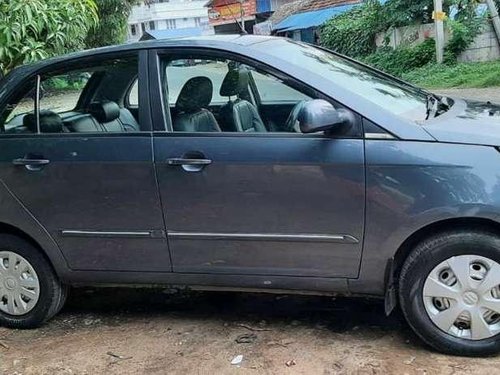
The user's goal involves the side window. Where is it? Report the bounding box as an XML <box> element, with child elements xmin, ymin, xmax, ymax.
<box><xmin>1</xmin><ymin>79</ymin><xmax>36</xmax><ymax>132</ymax></box>
<box><xmin>166</xmin><ymin>59</ymin><xmax>229</xmax><ymax>105</ymax></box>
<box><xmin>162</xmin><ymin>56</ymin><xmax>314</xmax><ymax>134</ymax></box>
<box><xmin>252</xmin><ymin>71</ymin><xmax>310</xmax><ymax>104</ymax></box>
<box><xmin>1</xmin><ymin>55</ymin><xmax>143</xmax><ymax>134</ymax></box>
<box><xmin>127</xmin><ymin>79</ymin><xmax>139</xmax><ymax>107</ymax></box>
<box><xmin>41</xmin><ymin>72</ymin><xmax>90</xmax><ymax>113</ymax></box>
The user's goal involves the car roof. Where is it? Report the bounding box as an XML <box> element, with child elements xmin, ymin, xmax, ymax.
<box><xmin>11</xmin><ymin>35</ymin><xmax>276</xmax><ymax>74</ymax></box>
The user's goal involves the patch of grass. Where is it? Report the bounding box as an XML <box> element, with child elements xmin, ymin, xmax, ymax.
<box><xmin>401</xmin><ymin>60</ymin><xmax>500</xmax><ymax>89</ymax></box>
<box><xmin>364</xmin><ymin>39</ymin><xmax>436</xmax><ymax>77</ymax></box>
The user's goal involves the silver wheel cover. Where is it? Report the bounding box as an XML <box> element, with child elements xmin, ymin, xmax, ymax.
<box><xmin>0</xmin><ymin>251</ymin><xmax>40</xmax><ymax>315</ymax></box>
<box><xmin>423</xmin><ymin>254</ymin><xmax>500</xmax><ymax>340</ymax></box>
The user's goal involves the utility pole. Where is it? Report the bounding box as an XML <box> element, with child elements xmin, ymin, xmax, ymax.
<box><xmin>433</xmin><ymin>0</ymin><xmax>445</xmax><ymax>64</ymax></box>
<box><xmin>239</xmin><ymin>0</ymin><xmax>245</xmax><ymax>33</ymax></box>
<box><xmin>485</xmin><ymin>0</ymin><xmax>500</xmax><ymax>46</ymax></box>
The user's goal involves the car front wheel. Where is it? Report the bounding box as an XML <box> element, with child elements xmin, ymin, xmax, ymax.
<box><xmin>399</xmin><ymin>230</ymin><xmax>500</xmax><ymax>356</ymax></box>
<box><xmin>0</xmin><ymin>234</ymin><xmax>67</xmax><ymax>328</ymax></box>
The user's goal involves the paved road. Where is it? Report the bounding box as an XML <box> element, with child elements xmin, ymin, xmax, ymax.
<box><xmin>435</xmin><ymin>87</ymin><xmax>500</xmax><ymax>104</ymax></box>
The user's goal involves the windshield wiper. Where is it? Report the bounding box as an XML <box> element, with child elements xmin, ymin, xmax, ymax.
<box><xmin>426</xmin><ymin>93</ymin><xmax>451</xmax><ymax>120</ymax></box>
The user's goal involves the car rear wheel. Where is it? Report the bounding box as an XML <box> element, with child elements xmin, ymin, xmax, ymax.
<box><xmin>399</xmin><ymin>230</ymin><xmax>500</xmax><ymax>356</ymax></box>
<box><xmin>0</xmin><ymin>234</ymin><xmax>67</xmax><ymax>328</ymax></box>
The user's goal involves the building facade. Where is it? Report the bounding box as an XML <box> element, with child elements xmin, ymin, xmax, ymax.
<box><xmin>127</xmin><ymin>0</ymin><xmax>212</xmax><ymax>42</ymax></box>
<box><xmin>205</xmin><ymin>0</ymin><xmax>257</xmax><ymax>34</ymax></box>
<box><xmin>263</xmin><ymin>0</ymin><xmax>361</xmax><ymax>42</ymax></box>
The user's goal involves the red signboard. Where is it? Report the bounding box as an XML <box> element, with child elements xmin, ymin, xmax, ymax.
<box><xmin>208</xmin><ymin>0</ymin><xmax>256</xmax><ymax>26</ymax></box>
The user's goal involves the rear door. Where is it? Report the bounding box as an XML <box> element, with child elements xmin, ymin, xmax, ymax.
<box><xmin>151</xmin><ymin>49</ymin><xmax>365</xmax><ymax>278</ymax></box>
<box><xmin>0</xmin><ymin>51</ymin><xmax>171</xmax><ymax>272</ymax></box>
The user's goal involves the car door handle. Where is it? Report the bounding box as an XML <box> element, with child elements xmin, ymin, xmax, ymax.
<box><xmin>12</xmin><ymin>158</ymin><xmax>50</xmax><ymax>166</ymax></box>
<box><xmin>166</xmin><ymin>158</ymin><xmax>212</xmax><ymax>166</ymax></box>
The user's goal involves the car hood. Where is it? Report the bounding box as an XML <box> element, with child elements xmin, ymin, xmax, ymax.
<box><xmin>423</xmin><ymin>99</ymin><xmax>500</xmax><ymax>146</ymax></box>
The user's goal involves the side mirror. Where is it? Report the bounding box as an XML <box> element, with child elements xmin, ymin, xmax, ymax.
<box><xmin>298</xmin><ymin>99</ymin><xmax>355</xmax><ymax>134</ymax></box>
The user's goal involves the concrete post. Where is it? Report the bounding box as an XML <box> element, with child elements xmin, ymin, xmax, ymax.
<box><xmin>486</xmin><ymin>0</ymin><xmax>500</xmax><ymax>46</ymax></box>
<box><xmin>434</xmin><ymin>0</ymin><xmax>445</xmax><ymax>64</ymax></box>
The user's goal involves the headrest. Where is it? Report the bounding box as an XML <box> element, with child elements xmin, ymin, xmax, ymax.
<box><xmin>220</xmin><ymin>68</ymin><xmax>250</xmax><ymax>97</ymax></box>
<box><xmin>176</xmin><ymin>77</ymin><xmax>213</xmax><ymax>113</ymax></box>
<box><xmin>88</xmin><ymin>101</ymin><xmax>120</xmax><ymax>123</ymax></box>
<box><xmin>23</xmin><ymin>110</ymin><xmax>63</xmax><ymax>133</ymax></box>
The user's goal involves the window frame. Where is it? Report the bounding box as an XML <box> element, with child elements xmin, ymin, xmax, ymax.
<box><xmin>148</xmin><ymin>47</ymin><xmax>363</xmax><ymax>139</ymax></box>
<box><xmin>125</xmin><ymin>77</ymin><xmax>140</xmax><ymax>108</ymax></box>
<box><xmin>0</xmin><ymin>50</ymin><xmax>152</xmax><ymax>136</ymax></box>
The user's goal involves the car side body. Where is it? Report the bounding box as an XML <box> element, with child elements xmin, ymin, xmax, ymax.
<box><xmin>0</xmin><ymin>35</ymin><xmax>500</xmax><ymax>304</ymax></box>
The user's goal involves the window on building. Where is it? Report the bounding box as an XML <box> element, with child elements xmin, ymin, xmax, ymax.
<box><xmin>166</xmin><ymin>19</ymin><xmax>176</xmax><ymax>29</ymax></box>
<box><xmin>130</xmin><ymin>24</ymin><xmax>137</xmax><ymax>36</ymax></box>
<box><xmin>141</xmin><ymin>23</ymin><xmax>146</xmax><ymax>33</ymax></box>
<box><xmin>149</xmin><ymin>21</ymin><xmax>155</xmax><ymax>30</ymax></box>
<box><xmin>194</xmin><ymin>17</ymin><xmax>202</xmax><ymax>27</ymax></box>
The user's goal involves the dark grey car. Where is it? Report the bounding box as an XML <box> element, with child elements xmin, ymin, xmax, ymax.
<box><xmin>1</xmin><ymin>35</ymin><xmax>500</xmax><ymax>356</ymax></box>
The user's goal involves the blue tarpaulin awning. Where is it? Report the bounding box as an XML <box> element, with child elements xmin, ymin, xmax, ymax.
<box><xmin>140</xmin><ymin>27</ymin><xmax>204</xmax><ymax>41</ymax></box>
<box><xmin>273</xmin><ymin>4</ymin><xmax>357</xmax><ymax>32</ymax></box>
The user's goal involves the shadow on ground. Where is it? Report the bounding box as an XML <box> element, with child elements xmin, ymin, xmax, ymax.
<box><xmin>62</xmin><ymin>287</ymin><xmax>407</xmax><ymax>337</ymax></box>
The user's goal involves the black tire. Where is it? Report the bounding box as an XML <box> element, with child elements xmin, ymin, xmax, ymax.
<box><xmin>0</xmin><ymin>234</ymin><xmax>67</xmax><ymax>328</ymax></box>
<box><xmin>399</xmin><ymin>230</ymin><xmax>500</xmax><ymax>356</ymax></box>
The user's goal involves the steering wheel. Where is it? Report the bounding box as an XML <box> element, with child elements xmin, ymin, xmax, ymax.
<box><xmin>284</xmin><ymin>100</ymin><xmax>309</xmax><ymax>133</ymax></box>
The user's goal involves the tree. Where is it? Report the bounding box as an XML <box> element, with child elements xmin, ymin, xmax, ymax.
<box><xmin>86</xmin><ymin>0</ymin><xmax>141</xmax><ymax>49</ymax></box>
<box><xmin>382</xmin><ymin>0</ymin><xmax>435</xmax><ymax>27</ymax></box>
<box><xmin>0</xmin><ymin>0</ymin><xmax>98</xmax><ymax>74</ymax></box>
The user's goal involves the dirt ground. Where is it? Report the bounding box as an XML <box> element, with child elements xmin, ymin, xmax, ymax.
<box><xmin>2</xmin><ymin>87</ymin><xmax>500</xmax><ymax>375</ymax></box>
<box><xmin>3</xmin><ymin>288</ymin><xmax>500</xmax><ymax>375</ymax></box>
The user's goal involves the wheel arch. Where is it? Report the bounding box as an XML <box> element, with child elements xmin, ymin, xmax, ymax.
<box><xmin>0</xmin><ymin>221</ymin><xmax>67</xmax><ymax>279</ymax></box>
<box><xmin>381</xmin><ymin>217</ymin><xmax>500</xmax><ymax>315</ymax></box>
<box><xmin>393</xmin><ymin>217</ymin><xmax>500</xmax><ymax>279</ymax></box>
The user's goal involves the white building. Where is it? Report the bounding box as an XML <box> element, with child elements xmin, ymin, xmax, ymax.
<box><xmin>127</xmin><ymin>0</ymin><xmax>213</xmax><ymax>42</ymax></box>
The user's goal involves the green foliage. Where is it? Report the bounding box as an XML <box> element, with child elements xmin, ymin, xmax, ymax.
<box><xmin>382</xmin><ymin>0</ymin><xmax>434</xmax><ymax>27</ymax></box>
<box><xmin>0</xmin><ymin>0</ymin><xmax>98</xmax><ymax>74</ymax></box>
<box><xmin>444</xmin><ymin>18</ymin><xmax>481</xmax><ymax>63</ymax></box>
<box><xmin>86</xmin><ymin>0</ymin><xmax>140</xmax><ymax>48</ymax></box>
<box><xmin>320</xmin><ymin>0</ymin><xmax>436</xmax><ymax>58</ymax></box>
<box><xmin>442</xmin><ymin>1</ymin><xmax>483</xmax><ymax>63</ymax></box>
<box><xmin>363</xmin><ymin>38</ymin><xmax>436</xmax><ymax>76</ymax></box>
<box><xmin>321</xmin><ymin>0</ymin><xmax>486</xmax><ymax>77</ymax></box>
<box><xmin>402</xmin><ymin>60</ymin><xmax>500</xmax><ymax>88</ymax></box>
<box><xmin>44</xmin><ymin>76</ymin><xmax>87</xmax><ymax>91</ymax></box>
<box><xmin>320</xmin><ymin>1</ymin><xmax>385</xmax><ymax>57</ymax></box>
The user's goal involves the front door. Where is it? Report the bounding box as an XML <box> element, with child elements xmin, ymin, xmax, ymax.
<box><xmin>0</xmin><ymin>52</ymin><xmax>171</xmax><ymax>272</ymax></box>
<box><xmin>152</xmin><ymin>51</ymin><xmax>365</xmax><ymax>278</ymax></box>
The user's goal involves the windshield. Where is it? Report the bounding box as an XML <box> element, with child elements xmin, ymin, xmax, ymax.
<box><xmin>257</xmin><ymin>39</ymin><xmax>429</xmax><ymax>122</ymax></box>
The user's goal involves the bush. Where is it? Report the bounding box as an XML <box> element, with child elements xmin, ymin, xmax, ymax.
<box><xmin>44</xmin><ymin>76</ymin><xmax>87</xmax><ymax>91</ymax></box>
<box><xmin>320</xmin><ymin>0</ymin><xmax>485</xmax><ymax>75</ymax></box>
<box><xmin>320</xmin><ymin>0</ymin><xmax>436</xmax><ymax>58</ymax></box>
<box><xmin>363</xmin><ymin>38</ymin><xmax>436</xmax><ymax>77</ymax></box>
<box><xmin>382</xmin><ymin>0</ymin><xmax>434</xmax><ymax>27</ymax></box>
<box><xmin>320</xmin><ymin>0</ymin><xmax>385</xmax><ymax>58</ymax></box>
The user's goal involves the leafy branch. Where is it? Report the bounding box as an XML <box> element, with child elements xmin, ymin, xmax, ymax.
<box><xmin>0</xmin><ymin>0</ymin><xmax>98</xmax><ymax>74</ymax></box>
